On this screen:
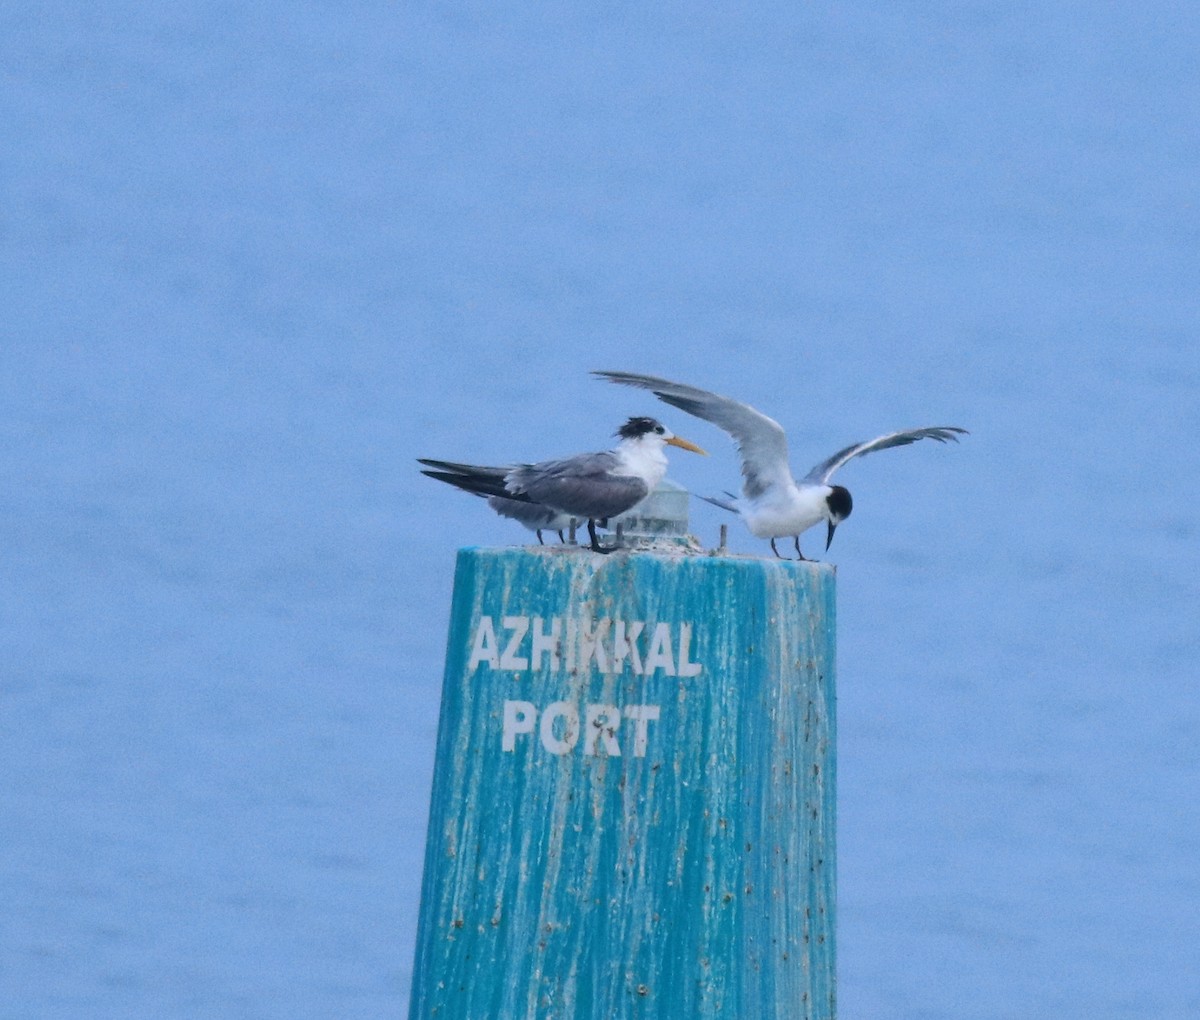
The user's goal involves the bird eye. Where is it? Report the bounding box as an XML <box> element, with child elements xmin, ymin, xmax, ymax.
<box><xmin>655</xmin><ymin>425</ymin><xmax>665</xmax><ymax>434</ymax></box>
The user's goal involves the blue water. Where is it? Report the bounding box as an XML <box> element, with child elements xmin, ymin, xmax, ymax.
<box><xmin>2</xmin><ymin>4</ymin><xmax>1197</xmax><ymax>1017</ymax></box>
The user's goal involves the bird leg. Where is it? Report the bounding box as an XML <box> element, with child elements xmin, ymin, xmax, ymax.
<box><xmin>770</xmin><ymin>538</ymin><xmax>785</xmax><ymax>559</ymax></box>
<box><xmin>588</xmin><ymin>519</ymin><xmax>615</xmax><ymax>555</ymax></box>
<box><xmin>536</xmin><ymin>530</ymin><xmax>545</xmax><ymax>545</ymax></box>
<box><xmin>793</xmin><ymin>536</ymin><xmax>809</xmax><ymax>561</ymax></box>
<box><xmin>556</xmin><ymin>529</ymin><xmax>566</xmax><ymax>543</ymax></box>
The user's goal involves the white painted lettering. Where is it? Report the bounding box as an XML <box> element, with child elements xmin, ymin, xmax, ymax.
<box><xmin>612</xmin><ymin>621</ymin><xmax>645</xmax><ymax>675</ymax></box>
<box><xmin>471</xmin><ymin>614</ymin><xmax>704</xmax><ymax>678</ymax></box>
<box><xmin>677</xmin><ymin>622</ymin><xmax>702</xmax><ymax>677</ymax></box>
<box><xmin>539</xmin><ymin>701</ymin><xmax>580</xmax><ymax>755</ymax></box>
<box><xmin>623</xmin><ymin>705</ymin><xmax>660</xmax><ymax>757</ymax></box>
<box><xmin>500</xmin><ymin>615</ymin><xmax>530</xmax><ymax>670</ymax></box>
<box><xmin>502</xmin><ymin>700</ymin><xmax>537</xmax><ymax>751</ymax></box>
<box><xmin>577</xmin><ymin>619</ymin><xmax>611</xmax><ymax>674</ymax></box>
<box><xmin>564</xmin><ymin>618</ymin><xmax>577</xmax><ymax>671</ymax></box>
<box><xmin>530</xmin><ymin>616</ymin><xmax>560</xmax><ymax>670</ymax></box>
<box><xmin>644</xmin><ymin>622</ymin><xmax>677</xmax><ymax>676</ymax></box>
<box><xmin>501</xmin><ymin>700</ymin><xmax>661</xmax><ymax>758</ymax></box>
<box><xmin>583</xmin><ymin>704</ymin><xmax>622</xmax><ymax>756</ymax></box>
<box><xmin>468</xmin><ymin>616</ymin><xmax>499</xmax><ymax>670</ymax></box>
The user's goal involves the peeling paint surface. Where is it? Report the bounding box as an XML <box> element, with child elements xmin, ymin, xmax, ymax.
<box><xmin>410</xmin><ymin>547</ymin><xmax>836</xmax><ymax>1019</ymax></box>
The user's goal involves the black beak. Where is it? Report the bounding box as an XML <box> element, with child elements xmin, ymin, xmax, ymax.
<box><xmin>825</xmin><ymin>520</ymin><xmax>838</xmax><ymax>551</ymax></box>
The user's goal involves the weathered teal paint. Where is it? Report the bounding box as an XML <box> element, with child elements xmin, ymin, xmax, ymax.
<box><xmin>409</xmin><ymin>546</ymin><xmax>836</xmax><ymax>1019</ymax></box>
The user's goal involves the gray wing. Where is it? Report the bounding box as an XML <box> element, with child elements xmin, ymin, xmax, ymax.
<box><xmin>803</xmin><ymin>427</ymin><xmax>968</xmax><ymax>484</ymax></box>
<box><xmin>511</xmin><ymin>450</ymin><xmax>648</xmax><ymax>519</ymax></box>
<box><xmin>594</xmin><ymin>371</ymin><xmax>792</xmax><ymax>500</ymax></box>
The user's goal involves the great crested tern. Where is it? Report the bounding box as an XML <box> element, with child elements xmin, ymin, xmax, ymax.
<box><xmin>420</xmin><ymin>467</ymin><xmax>575</xmax><ymax>543</ymax></box>
<box><xmin>418</xmin><ymin>416</ymin><xmax>706</xmax><ymax>553</ymax></box>
<box><xmin>595</xmin><ymin>371</ymin><xmax>966</xmax><ymax>559</ymax></box>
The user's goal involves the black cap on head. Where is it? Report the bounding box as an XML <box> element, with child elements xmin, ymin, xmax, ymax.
<box><xmin>616</xmin><ymin>416</ymin><xmax>666</xmax><ymax>440</ymax></box>
<box><xmin>824</xmin><ymin>487</ymin><xmax>852</xmax><ymax>551</ymax></box>
<box><xmin>826</xmin><ymin>485</ymin><xmax>853</xmax><ymax>521</ymax></box>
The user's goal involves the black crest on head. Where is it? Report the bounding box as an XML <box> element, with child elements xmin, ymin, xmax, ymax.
<box><xmin>616</xmin><ymin>416</ymin><xmax>665</xmax><ymax>440</ymax></box>
<box><xmin>827</xmin><ymin>485</ymin><xmax>853</xmax><ymax>520</ymax></box>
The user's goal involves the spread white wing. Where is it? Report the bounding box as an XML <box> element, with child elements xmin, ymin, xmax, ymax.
<box><xmin>594</xmin><ymin>371</ymin><xmax>793</xmax><ymax>500</ymax></box>
<box><xmin>803</xmin><ymin>427</ymin><xmax>968</xmax><ymax>484</ymax></box>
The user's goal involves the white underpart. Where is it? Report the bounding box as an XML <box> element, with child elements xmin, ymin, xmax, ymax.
<box><xmin>739</xmin><ymin>482</ymin><xmax>832</xmax><ymax>540</ymax></box>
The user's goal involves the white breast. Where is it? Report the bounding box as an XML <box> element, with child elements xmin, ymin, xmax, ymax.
<box><xmin>614</xmin><ymin>439</ymin><xmax>669</xmax><ymax>488</ymax></box>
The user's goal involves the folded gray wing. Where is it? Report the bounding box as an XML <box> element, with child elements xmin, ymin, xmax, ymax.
<box><xmin>510</xmin><ymin>450</ymin><xmax>648</xmax><ymax>519</ymax></box>
<box><xmin>594</xmin><ymin>371</ymin><xmax>792</xmax><ymax>500</ymax></box>
<box><xmin>803</xmin><ymin>427</ymin><xmax>968</xmax><ymax>484</ymax></box>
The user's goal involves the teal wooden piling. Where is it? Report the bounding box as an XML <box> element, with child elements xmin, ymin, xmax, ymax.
<box><xmin>409</xmin><ymin>545</ymin><xmax>836</xmax><ymax>1019</ymax></box>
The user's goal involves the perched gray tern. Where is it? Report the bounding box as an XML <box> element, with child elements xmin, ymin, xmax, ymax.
<box><xmin>420</xmin><ymin>467</ymin><xmax>575</xmax><ymax>543</ymax></box>
<box><xmin>418</xmin><ymin>416</ymin><xmax>706</xmax><ymax>553</ymax></box>
<box><xmin>595</xmin><ymin>371</ymin><xmax>966</xmax><ymax>559</ymax></box>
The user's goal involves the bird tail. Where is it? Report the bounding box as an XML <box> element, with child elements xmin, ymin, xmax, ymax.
<box><xmin>419</xmin><ymin>470</ymin><xmax>492</xmax><ymax>498</ymax></box>
<box><xmin>417</xmin><ymin>458</ymin><xmax>511</xmax><ymax>480</ymax></box>
<box><xmin>418</xmin><ymin>460</ymin><xmax>534</xmax><ymax>503</ymax></box>
<box><xmin>697</xmin><ymin>491</ymin><xmax>738</xmax><ymax>513</ymax></box>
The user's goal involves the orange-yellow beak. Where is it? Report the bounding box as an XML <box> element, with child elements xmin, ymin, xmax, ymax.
<box><xmin>666</xmin><ymin>435</ymin><xmax>707</xmax><ymax>455</ymax></box>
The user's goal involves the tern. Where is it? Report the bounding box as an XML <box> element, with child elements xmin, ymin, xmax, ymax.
<box><xmin>418</xmin><ymin>416</ymin><xmax>706</xmax><ymax>553</ymax></box>
<box><xmin>595</xmin><ymin>371</ymin><xmax>966</xmax><ymax>559</ymax></box>
<box><xmin>420</xmin><ymin>467</ymin><xmax>576</xmax><ymax>543</ymax></box>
